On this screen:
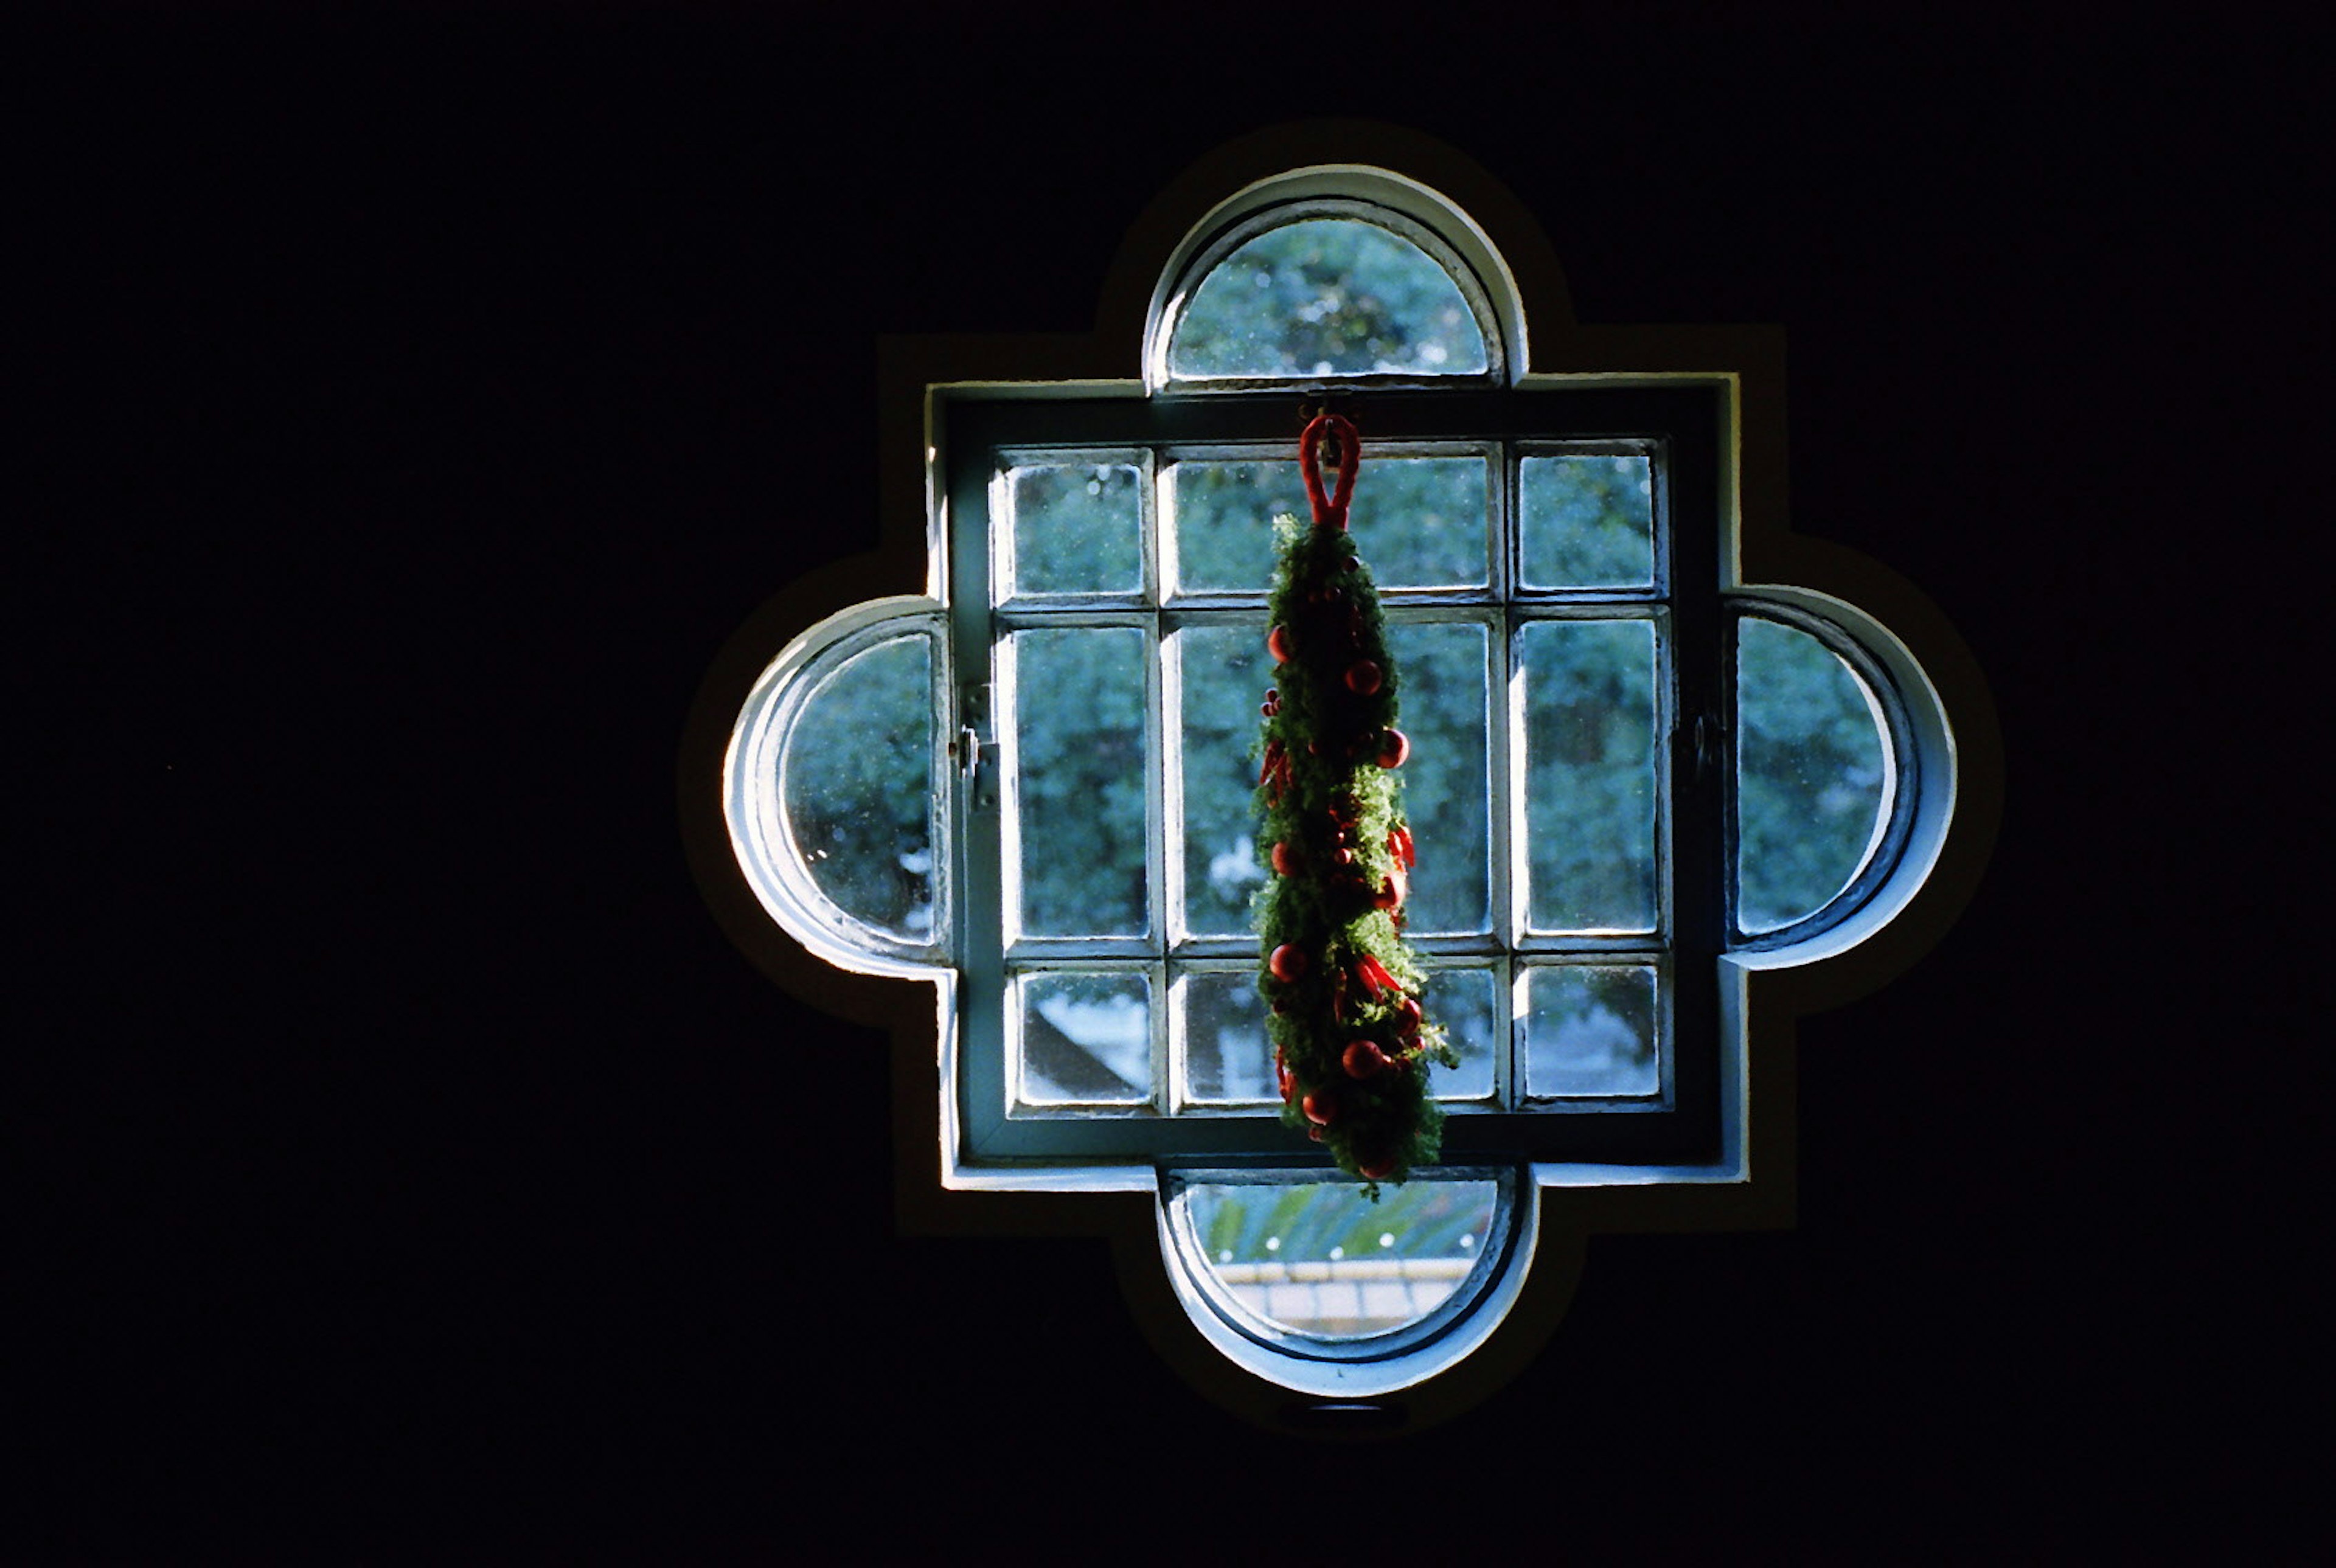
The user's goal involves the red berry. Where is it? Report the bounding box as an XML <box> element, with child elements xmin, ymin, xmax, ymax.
<box><xmin>1344</xmin><ymin>660</ymin><xmax>1383</xmax><ymax>695</ymax></box>
<box><xmin>1342</xmin><ymin>1040</ymin><xmax>1388</xmax><ymax>1079</ymax></box>
<box><xmin>1377</xmin><ymin>728</ymin><xmax>1410</xmax><ymax>768</ymax></box>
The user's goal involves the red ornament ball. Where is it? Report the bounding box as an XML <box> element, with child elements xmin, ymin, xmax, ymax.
<box><xmin>1358</xmin><ymin>1150</ymin><xmax>1399</xmax><ymax>1181</ymax></box>
<box><xmin>1268</xmin><ymin>624</ymin><xmax>1295</xmax><ymax>664</ymax></box>
<box><xmin>1301</xmin><ymin>1090</ymin><xmax>1338</xmax><ymax>1127</ymax></box>
<box><xmin>1377</xmin><ymin>728</ymin><xmax>1410</xmax><ymax>768</ymax></box>
<box><xmin>1344</xmin><ymin>660</ymin><xmax>1383</xmax><ymax>695</ymax></box>
<box><xmin>1270</xmin><ymin>841</ymin><xmax>1299</xmax><ymax>876</ymax></box>
<box><xmin>1342</xmin><ymin>1039</ymin><xmax>1389</xmax><ymax>1079</ymax></box>
<box><xmin>1268</xmin><ymin>944</ymin><xmax>1309</xmax><ymax>983</ymax></box>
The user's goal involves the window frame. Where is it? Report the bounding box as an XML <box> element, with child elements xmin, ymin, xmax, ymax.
<box><xmin>940</xmin><ymin>382</ymin><xmax>1731</xmax><ymax>1176</ymax></box>
<box><xmin>686</xmin><ymin>133</ymin><xmax>1987</xmax><ymax>1418</ymax></box>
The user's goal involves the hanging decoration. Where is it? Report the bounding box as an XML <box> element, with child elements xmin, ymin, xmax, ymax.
<box><xmin>1255</xmin><ymin>412</ymin><xmax>1457</xmax><ymax>1193</ymax></box>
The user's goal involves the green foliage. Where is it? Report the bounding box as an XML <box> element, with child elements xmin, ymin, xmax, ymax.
<box><xmin>1007</xmin><ymin>462</ymin><xmax>1142</xmax><ymax>594</ymax></box>
<box><xmin>1013</xmin><ymin>627</ymin><xmax>1148</xmax><ymax>934</ymax></box>
<box><xmin>1173</xmin><ymin>457</ymin><xmax>1489</xmax><ymax>592</ymax></box>
<box><xmin>1170</xmin><ymin>219</ymin><xmax>1486</xmax><ymax>380</ymax></box>
<box><xmin>1255</xmin><ymin>491</ymin><xmax>1459</xmax><ymax>1194</ymax></box>
<box><xmin>781</xmin><ymin>636</ymin><xmax>936</xmax><ymax>938</ymax></box>
<box><xmin>1520</xmin><ymin>620</ymin><xmax>1659</xmax><ymax>931</ymax></box>
<box><xmin>1736</xmin><ymin>619</ymin><xmax>1889</xmax><ymax>929</ymax></box>
<box><xmin>1520</xmin><ymin>453</ymin><xmax>1656</xmax><ymax>588</ymax></box>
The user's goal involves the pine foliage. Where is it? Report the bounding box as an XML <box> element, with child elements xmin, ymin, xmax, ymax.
<box><xmin>1255</xmin><ymin>424</ymin><xmax>1458</xmax><ymax>1194</ymax></box>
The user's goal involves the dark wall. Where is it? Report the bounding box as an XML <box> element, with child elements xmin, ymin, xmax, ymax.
<box><xmin>20</xmin><ymin>12</ymin><xmax>2325</xmax><ymax>1560</ymax></box>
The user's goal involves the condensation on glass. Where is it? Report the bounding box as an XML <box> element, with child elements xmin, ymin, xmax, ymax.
<box><xmin>1165</xmin><ymin>217</ymin><xmax>1490</xmax><ymax>382</ymax></box>
<box><xmin>777</xmin><ymin>633</ymin><xmax>939</xmax><ymax>943</ymax></box>
<box><xmin>1734</xmin><ymin>617</ymin><xmax>1894</xmax><ymax>934</ymax></box>
<box><xmin>1173</xmin><ymin>1176</ymin><xmax>1504</xmax><ymax>1346</ymax></box>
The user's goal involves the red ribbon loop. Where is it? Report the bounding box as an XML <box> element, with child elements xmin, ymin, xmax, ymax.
<box><xmin>1299</xmin><ymin>412</ymin><xmax>1359</xmax><ymax>530</ymax></box>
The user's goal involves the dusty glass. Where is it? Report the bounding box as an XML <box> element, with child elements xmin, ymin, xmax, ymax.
<box><xmin>779</xmin><ymin>634</ymin><xmax>936</xmax><ymax>941</ymax></box>
<box><xmin>1017</xmin><ymin>968</ymin><xmax>1153</xmax><ymax>1107</ymax></box>
<box><xmin>1518</xmin><ymin>618</ymin><xmax>1660</xmax><ymax>932</ymax></box>
<box><xmin>1011</xmin><ymin>627</ymin><xmax>1150</xmax><ymax>938</ymax></box>
<box><xmin>1175</xmin><ymin>622</ymin><xmax>1271</xmax><ymax>939</ymax></box>
<box><xmin>1518</xmin><ymin>453</ymin><xmax>1656</xmax><ymax>590</ymax></box>
<box><xmin>1382</xmin><ymin>619</ymin><xmax>1492</xmax><ymax>935</ymax></box>
<box><xmin>1003</xmin><ymin>461</ymin><xmax>1142</xmax><ymax>599</ymax></box>
<box><xmin>1737</xmin><ymin>618</ymin><xmax>1891</xmax><ymax>932</ymax></box>
<box><xmin>1167</xmin><ymin>218</ymin><xmax>1488</xmax><ymax>381</ymax></box>
<box><xmin>1520</xmin><ymin>963</ymin><xmax>1659</xmax><ymax>1098</ymax></box>
<box><xmin>1177</xmin><ymin>968</ymin><xmax>1274</xmax><ymax>1105</ymax></box>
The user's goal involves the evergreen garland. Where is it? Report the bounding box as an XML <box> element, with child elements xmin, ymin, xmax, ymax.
<box><xmin>1256</xmin><ymin>414</ymin><xmax>1458</xmax><ymax>1193</ymax></box>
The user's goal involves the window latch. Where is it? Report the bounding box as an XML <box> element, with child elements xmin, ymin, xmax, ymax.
<box><xmin>953</xmin><ymin>681</ymin><xmax>998</xmax><ymax>808</ymax></box>
<box><xmin>1687</xmin><ymin>710</ymin><xmax>1725</xmax><ymax>783</ymax></box>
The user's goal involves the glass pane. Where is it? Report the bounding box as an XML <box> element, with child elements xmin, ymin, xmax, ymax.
<box><xmin>1383</xmin><ymin>620</ymin><xmax>1491</xmax><ymax>934</ymax></box>
<box><xmin>1519</xmin><ymin>453</ymin><xmax>1656</xmax><ymax>590</ymax></box>
<box><xmin>1518</xmin><ymin>619</ymin><xmax>1660</xmax><ymax>933</ymax></box>
<box><xmin>1166</xmin><ymin>456</ymin><xmax>1492</xmax><ymax>598</ymax></box>
<box><xmin>1520</xmin><ymin>964</ymin><xmax>1659</xmax><ymax>1098</ymax></box>
<box><xmin>1017</xmin><ymin>970</ymin><xmax>1153</xmax><ymax>1106</ymax></box>
<box><xmin>1164</xmin><ymin>460</ymin><xmax>1301</xmax><ymax>597</ymax></box>
<box><xmin>1422</xmin><ymin>964</ymin><xmax>1498</xmax><ymax>1103</ymax></box>
<box><xmin>1012</xmin><ymin>627</ymin><xmax>1149</xmax><ymax>937</ymax></box>
<box><xmin>1166</xmin><ymin>218</ymin><xmax>1489</xmax><ymax>380</ymax></box>
<box><xmin>1182</xmin><ymin>1179</ymin><xmax>1501</xmax><ymax>1341</ymax></box>
<box><xmin>1736</xmin><ymin>618</ymin><xmax>1892</xmax><ymax>932</ymax></box>
<box><xmin>1351</xmin><ymin>457</ymin><xmax>1491</xmax><ymax>591</ymax></box>
<box><xmin>1178</xmin><ymin>968</ymin><xmax>1273</xmax><ymax>1104</ymax></box>
<box><xmin>1176</xmin><ymin>623</ymin><xmax>1270</xmax><ymax>939</ymax></box>
<box><xmin>1003</xmin><ymin>461</ymin><xmax>1142</xmax><ymax>599</ymax></box>
<box><xmin>779</xmin><ymin>634</ymin><xmax>936</xmax><ymax>942</ymax></box>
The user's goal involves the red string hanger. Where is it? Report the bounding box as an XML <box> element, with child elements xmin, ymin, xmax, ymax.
<box><xmin>1299</xmin><ymin>411</ymin><xmax>1359</xmax><ymax>529</ymax></box>
<box><xmin>1253</xmin><ymin>411</ymin><xmax>1455</xmax><ymax>1192</ymax></box>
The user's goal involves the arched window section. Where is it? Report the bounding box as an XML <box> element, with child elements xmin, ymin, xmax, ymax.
<box><xmin>1155</xmin><ymin>200</ymin><xmax>1503</xmax><ymax>389</ymax></box>
<box><xmin>724</xmin><ymin>598</ymin><xmax>952</xmax><ymax>979</ymax></box>
<box><xmin>693</xmin><ymin>137</ymin><xmax>1980</xmax><ymax>1418</ymax></box>
<box><xmin>1727</xmin><ymin>600</ymin><xmax>1919</xmax><ymax>950</ymax></box>
<box><xmin>1144</xmin><ymin>166</ymin><xmax>1523</xmax><ymax>393</ymax></box>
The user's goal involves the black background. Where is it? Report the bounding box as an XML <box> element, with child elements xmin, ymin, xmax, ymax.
<box><xmin>18</xmin><ymin>10</ymin><xmax>2329</xmax><ymax>1561</ymax></box>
